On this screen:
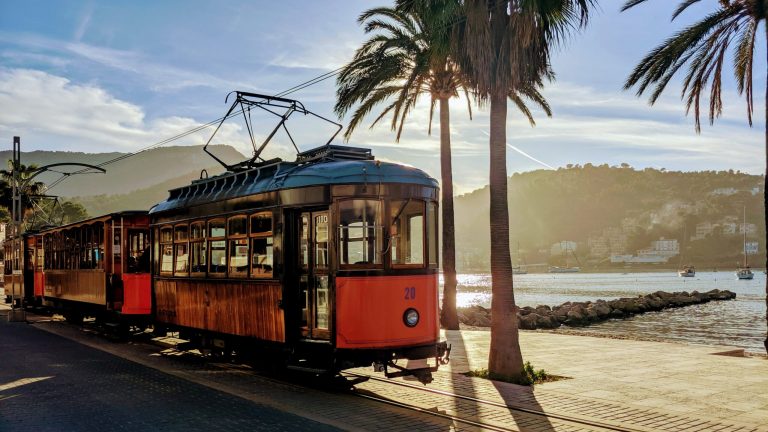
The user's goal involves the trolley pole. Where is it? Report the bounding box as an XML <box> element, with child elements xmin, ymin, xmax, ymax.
<box><xmin>8</xmin><ymin>136</ymin><xmax>26</xmax><ymax>322</ymax></box>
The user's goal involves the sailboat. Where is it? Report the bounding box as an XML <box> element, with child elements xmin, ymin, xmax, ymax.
<box><xmin>677</xmin><ymin>224</ymin><xmax>695</xmax><ymax>277</ymax></box>
<box><xmin>512</xmin><ymin>241</ymin><xmax>528</xmax><ymax>274</ymax></box>
<box><xmin>549</xmin><ymin>242</ymin><xmax>581</xmax><ymax>273</ymax></box>
<box><xmin>736</xmin><ymin>207</ymin><xmax>754</xmax><ymax>280</ymax></box>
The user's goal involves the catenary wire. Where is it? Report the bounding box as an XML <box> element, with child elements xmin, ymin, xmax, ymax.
<box><xmin>44</xmin><ymin>13</ymin><xmax>469</xmax><ymax>191</ymax></box>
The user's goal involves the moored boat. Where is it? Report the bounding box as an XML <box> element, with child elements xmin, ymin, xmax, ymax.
<box><xmin>678</xmin><ymin>265</ymin><xmax>695</xmax><ymax>277</ymax></box>
<box><xmin>736</xmin><ymin>207</ymin><xmax>754</xmax><ymax>280</ymax></box>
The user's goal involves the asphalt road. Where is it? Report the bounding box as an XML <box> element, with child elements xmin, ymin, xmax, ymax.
<box><xmin>0</xmin><ymin>318</ymin><xmax>341</xmax><ymax>432</ymax></box>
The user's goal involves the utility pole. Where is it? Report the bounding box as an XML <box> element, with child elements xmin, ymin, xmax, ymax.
<box><xmin>8</xmin><ymin>136</ymin><xmax>25</xmax><ymax>321</ymax></box>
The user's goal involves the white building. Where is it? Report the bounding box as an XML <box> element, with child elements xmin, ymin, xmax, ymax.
<box><xmin>650</xmin><ymin>238</ymin><xmax>679</xmax><ymax>257</ymax></box>
<box><xmin>739</xmin><ymin>223</ymin><xmax>757</xmax><ymax>236</ymax></box>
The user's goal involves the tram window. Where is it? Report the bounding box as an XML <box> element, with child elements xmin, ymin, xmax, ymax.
<box><xmin>228</xmin><ymin>216</ymin><xmax>247</xmax><ymax>237</ymax></box>
<box><xmin>208</xmin><ymin>219</ymin><xmax>226</xmax><ymax>275</ymax></box>
<box><xmin>390</xmin><ymin>200</ymin><xmax>424</xmax><ymax>266</ymax></box>
<box><xmin>228</xmin><ymin>239</ymin><xmax>248</xmax><ymax>277</ymax></box>
<box><xmin>36</xmin><ymin>246</ymin><xmax>43</xmax><ymax>271</ymax></box>
<box><xmin>152</xmin><ymin>228</ymin><xmax>159</xmax><ymax>275</ymax></box>
<box><xmin>209</xmin><ymin>220</ymin><xmax>225</xmax><ymax>238</ymax></box>
<box><xmin>128</xmin><ymin>230</ymin><xmax>150</xmax><ymax>273</ymax></box>
<box><xmin>190</xmin><ymin>222</ymin><xmax>206</xmax><ymax>275</ymax></box>
<box><xmin>190</xmin><ymin>241</ymin><xmax>207</xmax><ymax>274</ymax></box>
<box><xmin>251</xmin><ymin>213</ymin><xmax>272</xmax><ymax>235</ymax></box>
<box><xmin>299</xmin><ymin>214</ymin><xmax>309</xmax><ymax>270</ymax></box>
<box><xmin>427</xmin><ymin>201</ymin><xmax>438</xmax><ymax>266</ymax></box>
<box><xmin>174</xmin><ymin>225</ymin><xmax>188</xmax><ymax>241</ymax></box>
<box><xmin>160</xmin><ymin>227</ymin><xmax>173</xmax><ymax>243</ymax></box>
<box><xmin>190</xmin><ymin>222</ymin><xmax>204</xmax><ymax>240</ymax></box>
<box><xmin>251</xmin><ymin>237</ymin><xmax>273</xmax><ymax>278</ymax></box>
<box><xmin>161</xmin><ymin>244</ymin><xmax>174</xmax><ymax>273</ymax></box>
<box><xmin>94</xmin><ymin>223</ymin><xmax>104</xmax><ymax>270</ymax></box>
<box><xmin>315</xmin><ymin>214</ymin><xmax>328</xmax><ymax>269</ymax></box>
<box><xmin>160</xmin><ymin>225</ymin><xmax>174</xmax><ymax>274</ymax></box>
<box><xmin>189</xmin><ymin>222</ymin><xmax>205</xmax><ymax>275</ymax></box>
<box><xmin>209</xmin><ymin>240</ymin><xmax>226</xmax><ymax>274</ymax></box>
<box><xmin>174</xmin><ymin>224</ymin><xmax>189</xmax><ymax>276</ymax></box>
<box><xmin>250</xmin><ymin>212</ymin><xmax>273</xmax><ymax>278</ymax></box>
<box><xmin>175</xmin><ymin>243</ymin><xmax>189</xmax><ymax>275</ymax></box>
<box><xmin>338</xmin><ymin>199</ymin><xmax>382</xmax><ymax>267</ymax></box>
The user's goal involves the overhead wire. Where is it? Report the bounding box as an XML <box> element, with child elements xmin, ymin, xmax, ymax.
<box><xmin>44</xmin><ymin>11</ymin><xmax>470</xmax><ymax>191</ymax></box>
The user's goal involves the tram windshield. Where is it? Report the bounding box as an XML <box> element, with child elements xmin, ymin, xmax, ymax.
<box><xmin>390</xmin><ymin>199</ymin><xmax>424</xmax><ymax>266</ymax></box>
<box><xmin>338</xmin><ymin>199</ymin><xmax>383</xmax><ymax>267</ymax></box>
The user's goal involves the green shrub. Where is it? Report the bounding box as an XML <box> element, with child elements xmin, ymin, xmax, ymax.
<box><xmin>465</xmin><ymin>361</ymin><xmax>555</xmax><ymax>386</ymax></box>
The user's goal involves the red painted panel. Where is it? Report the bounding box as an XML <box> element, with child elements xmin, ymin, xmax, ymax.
<box><xmin>34</xmin><ymin>272</ymin><xmax>44</xmax><ymax>297</ymax></box>
<box><xmin>121</xmin><ymin>273</ymin><xmax>151</xmax><ymax>315</ymax></box>
<box><xmin>336</xmin><ymin>274</ymin><xmax>439</xmax><ymax>349</ymax></box>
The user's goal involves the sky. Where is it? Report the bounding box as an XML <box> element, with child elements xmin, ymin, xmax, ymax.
<box><xmin>0</xmin><ymin>0</ymin><xmax>764</xmax><ymax>195</ymax></box>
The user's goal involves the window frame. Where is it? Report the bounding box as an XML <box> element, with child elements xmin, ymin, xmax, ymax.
<box><xmin>426</xmin><ymin>200</ymin><xmax>439</xmax><ymax>268</ymax></box>
<box><xmin>159</xmin><ymin>225</ymin><xmax>174</xmax><ymax>275</ymax></box>
<box><xmin>250</xmin><ymin>212</ymin><xmax>274</xmax><ymax>279</ymax></box>
<box><xmin>207</xmin><ymin>218</ymin><xmax>227</xmax><ymax>277</ymax></box>
<box><xmin>173</xmin><ymin>223</ymin><xmax>189</xmax><ymax>277</ymax></box>
<box><xmin>337</xmin><ymin>198</ymin><xmax>384</xmax><ymax>270</ymax></box>
<box><xmin>389</xmin><ymin>199</ymin><xmax>427</xmax><ymax>269</ymax></box>
<box><xmin>189</xmin><ymin>221</ymin><xmax>206</xmax><ymax>277</ymax></box>
<box><xmin>227</xmin><ymin>215</ymin><xmax>248</xmax><ymax>278</ymax></box>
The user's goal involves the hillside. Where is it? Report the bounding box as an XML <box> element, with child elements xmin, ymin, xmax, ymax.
<box><xmin>454</xmin><ymin>164</ymin><xmax>765</xmax><ymax>271</ymax></box>
<box><xmin>0</xmin><ymin>145</ymin><xmax>246</xmax><ymax>197</ymax></box>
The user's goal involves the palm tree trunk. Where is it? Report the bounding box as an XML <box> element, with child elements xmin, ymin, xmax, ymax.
<box><xmin>764</xmin><ymin>24</ymin><xmax>768</xmax><ymax>355</ymax></box>
<box><xmin>439</xmin><ymin>97</ymin><xmax>460</xmax><ymax>330</ymax></box>
<box><xmin>487</xmin><ymin>90</ymin><xmax>524</xmax><ymax>380</ymax></box>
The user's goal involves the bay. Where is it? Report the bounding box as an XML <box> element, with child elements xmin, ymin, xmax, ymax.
<box><xmin>446</xmin><ymin>271</ymin><xmax>767</xmax><ymax>354</ymax></box>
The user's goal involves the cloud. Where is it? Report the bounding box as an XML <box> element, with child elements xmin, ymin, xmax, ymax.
<box><xmin>73</xmin><ymin>3</ymin><xmax>94</xmax><ymax>42</ymax></box>
<box><xmin>0</xmin><ymin>68</ymin><xmax>260</xmax><ymax>155</ymax></box>
<box><xmin>0</xmin><ymin>32</ymin><xmax>254</xmax><ymax>93</ymax></box>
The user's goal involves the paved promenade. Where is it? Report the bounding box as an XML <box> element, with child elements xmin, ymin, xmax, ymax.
<box><xmin>3</xmin><ymin>304</ymin><xmax>767</xmax><ymax>431</ymax></box>
<box><xmin>349</xmin><ymin>330</ymin><xmax>768</xmax><ymax>431</ymax></box>
<box><xmin>442</xmin><ymin>330</ymin><xmax>768</xmax><ymax>425</ymax></box>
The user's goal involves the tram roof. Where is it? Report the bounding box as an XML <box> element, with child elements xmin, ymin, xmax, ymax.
<box><xmin>150</xmin><ymin>145</ymin><xmax>438</xmax><ymax>214</ymax></box>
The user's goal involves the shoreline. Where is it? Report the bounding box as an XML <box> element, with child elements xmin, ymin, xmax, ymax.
<box><xmin>456</xmin><ymin>322</ymin><xmax>768</xmax><ymax>358</ymax></box>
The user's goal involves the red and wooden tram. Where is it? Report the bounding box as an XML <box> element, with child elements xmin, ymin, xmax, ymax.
<box><xmin>149</xmin><ymin>144</ymin><xmax>450</xmax><ymax>378</ymax></box>
<box><xmin>4</xmin><ymin>212</ymin><xmax>152</xmax><ymax>324</ymax></box>
<box><xmin>3</xmin><ymin>92</ymin><xmax>450</xmax><ymax>381</ymax></box>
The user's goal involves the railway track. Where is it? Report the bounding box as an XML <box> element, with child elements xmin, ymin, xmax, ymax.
<box><xmin>343</xmin><ymin>371</ymin><xmax>647</xmax><ymax>432</ymax></box>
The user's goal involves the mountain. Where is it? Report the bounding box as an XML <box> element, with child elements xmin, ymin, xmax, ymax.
<box><xmin>0</xmin><ymin>145</ymin><xmax>246</xmax><ymax>198</ymax></box>
<box><xmin>454</xmin><ymin>164</ymin><xmax>765</xmax><ymax>270</ymax></box>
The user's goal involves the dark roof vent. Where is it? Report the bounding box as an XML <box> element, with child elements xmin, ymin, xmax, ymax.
<box><xmin>296</xmin><ymin>145</ymin><xmax>373</xmax><ymax>164</ymax></box>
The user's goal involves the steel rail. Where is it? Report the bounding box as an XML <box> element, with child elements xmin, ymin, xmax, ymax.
<box><xmin>344</xmin><ymin>371</ymin><xmax>646</xmax><ymax>432</ymax></box>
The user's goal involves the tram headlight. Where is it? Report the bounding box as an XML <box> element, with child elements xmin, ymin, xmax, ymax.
<box><xmin>403</xmin><ymin>308</ymin><xmax>420</xmax><ymax>327</ymax></box>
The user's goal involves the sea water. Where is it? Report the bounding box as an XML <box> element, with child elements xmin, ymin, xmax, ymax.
<box><xmin>445</xmin><ymin>271</ymin><xmax>767</xmax><ymax>354</ymax></box>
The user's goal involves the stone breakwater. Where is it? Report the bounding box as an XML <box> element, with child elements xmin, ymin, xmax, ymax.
<box><xmin>457</xmin><ymin>289</ymin><xmax>737</xmax><ymax>330</ymax></box>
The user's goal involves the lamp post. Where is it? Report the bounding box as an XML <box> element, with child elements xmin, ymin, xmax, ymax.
<box><xmin>8</xmin><ymin>136</ymin><xmax>25</xmax><ymax>321</ymax></box>
<box><xmin>5</xmin><ymin>136</ymin><xmax>105</xmax><ymax>322</ymax></box>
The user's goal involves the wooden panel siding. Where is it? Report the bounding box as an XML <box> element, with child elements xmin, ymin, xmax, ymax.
<box><xmin>154</xmin><ymin>279</ymin><xmax>285</xmax><ymax>342</ymax></box>
<box><xmin>44</xmin><ymin>270</ymin><xmax>106</xmax><ymax>305</ymax></box>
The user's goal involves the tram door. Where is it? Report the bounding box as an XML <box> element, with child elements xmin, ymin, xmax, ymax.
<box><xmin>298</xmin><ymin>210</ymin><xmax>330</xmax><ymax>340</ymax></box>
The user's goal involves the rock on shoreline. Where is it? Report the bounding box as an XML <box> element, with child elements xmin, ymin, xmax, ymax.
<box><xmin>457</xmin><ymin>289</ymin><xmax>736</xmax><ymax>330</ymax></box>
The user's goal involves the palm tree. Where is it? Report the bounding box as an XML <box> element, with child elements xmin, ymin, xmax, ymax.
<box><xmin>335</xmin><ymin>4</ymin><xmax>466</xmax><ymax>330</ymax></box>
<box><xmin>622</xmin><ymin>0</ymin><xmax>768</xmax><ymax>355</ymax></box>
<box><xmin>335</xmin><ymin>4</ymin><xmax>549</xmax><ymax>330</ymax></box>
<box><xmin>454</xmin><ymin>0</ymin><xmax>593</xmax><ymax>381</ymax></box>
<box><xmin>0</xmin><ymin>161</ymin><xmax>46</xmax><ymax>221</ymax></box>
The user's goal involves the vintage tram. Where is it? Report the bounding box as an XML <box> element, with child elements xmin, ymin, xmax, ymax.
<box><xmin>3</xmin><ymin>91</ymin><xmax>450</xmax><ymax>381</ymax></box>
<box><xmin>150</xmin><ymin>144</ymin><xmax>450</xmax><ymax>378</ymax></box>
<box><xmin>4</xmin><ymin>212</ymin><xmax>152</xmax><ymax>324</ymax></box>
